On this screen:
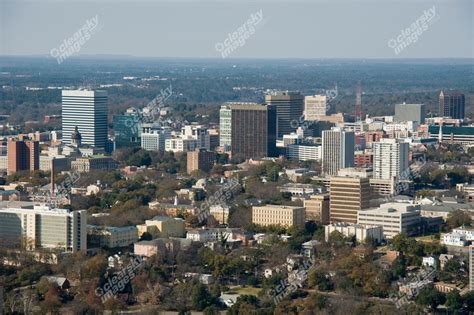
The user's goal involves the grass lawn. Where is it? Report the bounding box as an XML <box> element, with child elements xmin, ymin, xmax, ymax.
<box><xmin>229</xmin><ymin>286</ymin><xmax>262</xmax><ymax>296</ymax></box>
<box><xmin>414</xmin><ymin>235</ymin><xmax>440</xmax><ymax>243</ymax></box>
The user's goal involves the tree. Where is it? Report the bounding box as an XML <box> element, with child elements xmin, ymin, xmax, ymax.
<box><xmin>446</xmin><ymin>210</ymin><xmax>471</xmax><ymax>229</ymax></box>
<box><xmin>463</xmin><ymin>290</ymin><xmax>474</xmax><ymax>311</ymax></box>
<box><xmin>415</xmin><ymin>288</ymin><xmax>446</xmax><ymax>310</ymax></box>
<box><xmin>308</xmin><ymin>269</ymin><xmax>333</xmax><ymax>291</ymax></box>
<box><xmin>191</xmin><ymin>283</ymin><xmax>214</xmax><ymax>311</ymax></box>
<box><xmin>41</xmin><ymin>284</ymin><xmax>62</xmax><ymax>313</ymax></box>
<box><xmin>445</xmin><ymin>290</ymin><xmax>462</xmax><ymax>312</ymax></box>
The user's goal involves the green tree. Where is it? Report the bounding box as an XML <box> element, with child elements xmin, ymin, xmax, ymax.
<box><xmin>415</xmin><ymin>288</ymin><xmax>446</xmax><ymax>310</ymax></box>
<box><xmin>445</xmin><ymin>290</ymin><xmax>463</xmax><ymax>312</ymax></box>
<box><xmin>192</xmin><ymin>283</ymin><xmax>214</xmax><ymax>311</ymax></box>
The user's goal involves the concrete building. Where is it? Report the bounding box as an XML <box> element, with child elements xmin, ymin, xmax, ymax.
<box><xmin>209</xmin><ymin>205</ymin><xmax>230</xmax><ymax>225</ymax></box>
<box><xmin>470</xmin><ymin>246</ymin><xmax>474</xmax><ymax>290</ymax></box>
<box><xmin>187</xmin><ymin>148</ymin><xmax>216</xmax><ymax>174</ymax></box>
<box><xmin>304</xmin><ymin>95</ymin><xmax>327</xmax><ymax>120</ymax></box>
<box><xmin>219</xmin><ymin>104</ymin><xmax>232</xmax><ymax>148</ymax></box>
<box><xmin>357</xmin><ymin>203</ymin><xmax>421</xmax><ymax>239</ymax></box>
<box><xmin>141</xmin><ymin>127</ymin><xmax>171</xmax><ymax>151</ymax></box>
<box><xmin>329</xmin><ymin>176</ymin><xmax>371</xmax><ymax>224</ymax></box>
<box><xmin>264</xmin><ymin>91</ymin><xmax>304</xmax><ymax>138</ymax></box>
<box><xmin>428</xmin><ymin>125</ymin><xmax>474</xmax><ymax>145</ymax></box>
<box><xmin>373</xmin><ymin>139</ymin><xmax>409</xmax><ymax>180</ymax></box>
<box><xmin>439</xmin><ymin>90</ymin><xmax>465</xmax><ymax>119</ymax></box>
<box><xmin>322</xmin><ymin>128</ymin><xmax>355</xmax><ymax>176</ymax></box>
<box><xmin>185</xmin><ymin>227</ymin><xmax>242</xmax><ymax>243</ymax></box>
<box><xmin>279</xmin><ymin>183</ymin><xmax>319</xmax><ymax>197</ymax></box>
<box><xmin>165</xmin><ymin>125</ymin><xmax>210</xmax><ymax>153</ymax></box>
<box><xmin>0</xmin><ymin>205</ymin><xmax>87</xmax><ymax>252</ymax></box>
<box><xmin>7</xmin><ymin>138</ymin><xmax>39</xmax><ymax>175</ymax></box>
<box><xmin>62</xmin><ymin>90</ymin><xmax>108</xmax><ymax>148</ymax></box>
<box><xmin>304</xmin><ymin>194</ymin><xmax>330</xmax><ymax>224</ymax></box>
<box><xmin>252</xmin><ymin>205</ymin><xmax>305</xmax><ymax>227</ymax></box>
<box><xmin>324</xmin><ymin>222</ymin><xmax>383</xmax><ymax>243</ymax></box>
<box><xmin>230</xmin><ymin>103</ymin><xmax>277</xmax><ymax>160</ymax></box>
<box><xmin>442</xmin><ymin>233</ymin><xmax>467</xmax><ymax>246</ymax></box>
<box><xmin>71</xmin><ymin>156</ymin><xmax>118</xmax><ymax>173</ymax></box>
<box><xmin>87</xmin><ymin>225</ymin><xmax>138</xmax><ymax>248</ymax></box>
<box><xmin>394</xmin><ymin>103</ymin><xmax>426</xmax><ymax>123</ymax></box>
<box><xmin>136</xmin><ymin>216</ymin><xmax>186</xmax><ymax>239</ymax></box>
<box><xmin>287</xmin><ymin>144</ymin><xmax>321</xmax><ymax>161</ymax></box>
<box><xmin>134</xmin><ymin>238</ymin><xmax>192</xmax><ymax>258</ymax></box>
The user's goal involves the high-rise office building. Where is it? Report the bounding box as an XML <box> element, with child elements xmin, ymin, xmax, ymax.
<box><xmin>264</xmin><ymin>91</ymin><xmax>304</xmax><ymax>138</ymax></box>
<box><xmin>439</xmin><ymin>90</ymin><xmax>465</xmax><ymax>119</ymax></box>
<box><xmin>304</xmin><ymin>95</ymin><xmax>327</xmax><ymax>120</ymax></box>
<box><xmin>0</xmin><ymin>205</ymin><xmax>87</xmax><ymax>252</ymax></box>
<box><xmin>113</xmin><ymin>108</ymin><xmax>142</xmax><ymax>148</ymax></box>
<box><xmin>470</xmin><ymin>246</ymin><xmax>474</xmax><ymax>290</ymax></box>
<box><xmin>230</xmin><ymin>103</ymin><xmax>277</xmax><ymax>160</ymax></box>
<box><xmin>187</xmin><ymin>148</ymin><xmax>216</xmax><ymax>174</ymax></box>
<box><xmin>322</xmin><ymin>128</ymin><xmax>355</xmax><ymax>176</ymax></box>
<box><xmin>62</xmin><ymin>90</ymin><xmax>108</xmax><ymax>148</ymax></box>
<box><xmin>219</xmin><ymin>104</ymin><xmax>232</xmax><ymax>149</ymax></box>
<box><xmin>329</xmin><ymin>176</ymin><xmax>371</xmax><ymax>224</ymax></box>
<box><xmin>7</xmin><ymin>138</ymin><xmax>39</xmax><ymax>175</ymax></box>
<box><xmin>373</xmin><ymin>139</ymin><xmax>409</xmax><ymax>180</ymax></box>
<box><xmin>394</xmin><ymin>103</ymin><xmax>426</xmax><ymax>123</ymax></box>
<box><xmin>141</xmin><ymin>126</ymin><xmax>171</xmax><ymax>151</ymax></box>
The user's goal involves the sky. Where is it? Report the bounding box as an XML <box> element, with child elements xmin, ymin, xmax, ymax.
<box><xmin>0</xmin><ymin>0</ymin><xmax>473</xmax><ymax>59</ymax></box>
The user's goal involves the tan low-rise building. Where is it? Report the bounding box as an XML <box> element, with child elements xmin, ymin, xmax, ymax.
<box><xmin>252</xmin><ymin>205</ymin><xmax>305</xmax><ymax>227</ymax></box>
<box><xmin>137</xmin><ymin>216</ymin><xmax>185</xmax><ymax>239</ymax></box>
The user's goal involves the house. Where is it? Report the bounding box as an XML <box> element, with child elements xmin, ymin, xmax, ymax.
<box><xmin>302</xmin><ymin>240</ymin><xmax>318</xmax><ymax>258</ymax></box>
<box><xmin>439</xmin><ymin>254</ymin><xmax>454</xmax><ymax>270</ymax></box>
<box><xmin>442</xmin><ymin>233</ymin><xmax>468</xmax><ymax>247</ymax></box>
<box><xmin>422</xmin><ymin>256</ymin><xmax>437</xmax><ymax>268</ymax></box>
<box><xmin>219</xmin><ymin>293</ymin><xmax>241</xmax><ymax>307</ymax></box>
<box><xmin>43</xmin><ymin>276</ymin><xmax>70</xmax><ymax>290</ymax></box>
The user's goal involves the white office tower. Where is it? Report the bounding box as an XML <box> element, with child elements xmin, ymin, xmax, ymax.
<box><xmin>219</xmin><ymin>104</ymin><xmax>232</xmax><ymax>148</ymax></box>
<box><xmin>141</xmin><ymin>127</ymin><xmax>171</xmax><ymax>151</ymax></box>
<box><xmin>62</xmin><ymin>90</ymin><xmax>108</xmax><ymax>148</ymax></box>
<box><xmin>373</xmin><ymin>139</ymin><xmax>409</xmax><ymax>180</ymax></box>
<box><xmin>304</xmin><ymin>95</ymin><xmax>327</xmax><ymax>120</ymax></box>
<box><xmin>322</xmin><ymin>128</ymin><xmax>355</xmax><ymax>176</ymax></box>
<box><xmin>0</xmin><ymin>205</ymin><xmax>87</xmax><ymax>253</ymax></box>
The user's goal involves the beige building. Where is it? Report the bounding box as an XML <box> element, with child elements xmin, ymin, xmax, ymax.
<box><xmin>87</xmin><ymin>225</ymin><xmax>138</xmax><ymax>248</ymax></box>
<box><xmin>252</xmin><ymin>205</ymin><xmax>305</xmax><ymax>227</ymax></box>
<box><xmin>357</xmin><ymin>203</ymin><xmax>421</xmax><ymax>239</ymax></box>
<box><xmin>330</xmin><ymin>176</ymin><xmax>371</xmax><ymax>224</ymax></box>
<box><xmin>71</xmin><ymin>156</ymin><xmax>117</xmax><ymax>173</ymax></box>
<box><xmin>369</xmin><ymin>178</ymin><xmax>396</xmax><ymax>197</ymax></box>
<box><xmin>304</xmin><ymin>194</ymin><xmax>330</xmax><ymax>224</ymax></box>
<box><xmin>137</xmin><ymin>216</ymin><xmax>186</xmax><ymax>239</ymax></box>
<box><xmin>324</xmin><ymin>222</ymin><xmax>383</xmax><ymax>243</ymax></box>
<box><xmin>0</xmin><ymin>205</ymin><xmax>87</xmax><ymax>252</ymax></box>
<box><xmin>304</xmin><ymin>95</ymin><xmax>327</xmax><ymax>120</ymax></box>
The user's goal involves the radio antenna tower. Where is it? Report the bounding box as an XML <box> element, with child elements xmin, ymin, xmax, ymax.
<box><xmin>355</xmin><ymin>81</ymin><xmax>362</xmax><ymax>122</ymax></box>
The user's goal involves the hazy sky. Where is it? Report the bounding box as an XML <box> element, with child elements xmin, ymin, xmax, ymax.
<box><xmin>1</xmin><ymin>0</ymin><xmax>472</xmax><ymax>59</ymax></box>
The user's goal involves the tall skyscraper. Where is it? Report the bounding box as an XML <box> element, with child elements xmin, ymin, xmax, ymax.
<box><xmin>7</xmin><ymin>138</ymin><xmax>39</xmax><ymax>175</ymax></box>
<box><xmin>394</xmin><ymin>103</ymin><xmax>426</xmax><ymax>123</ymax></box>
<box><xmin>304</xmin><ymin>95</ymin><xmax>327</xmax><ymax>120</ymax></box>
<box><xmin>329</xmin><ymin>176</ymin><xmax>371</xmax><ymax>224</ymax></box>
<box><xmin>62</xmin><ymin>90</ymin><xmax>108</xmax><ymax>148</ymax></box>
<box><xmin>373</xmin><ymin>139</ymin><xmax>409</xmax><ymax>180</ymax></box>
<box><xmin>322</xmin><ymin>128</ymin><xmax>355</xmax><ymax>176</ymax></box>
<box><xmin>219</xmin><ymin>104</ymin><xmax>232</xmax><ymax>148</ymax></box>
<box><xmin>264</xmin><ymin>91</ymin><xmax>304</xmax><ymax>138</ymax></box>
<box><xmin>470</xmin><ymin>246</ymin><xmax>474</xmax><ymax>290</ymax></box>
<box><xmin>439</xmin><ymin>90</ymin><xmax>465</xmax><ymax>119</ymax></box>
<box><xmin>230</xmin><ymin>103</ymin><xmax>277</xmax><ymax>160</ymax></box>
